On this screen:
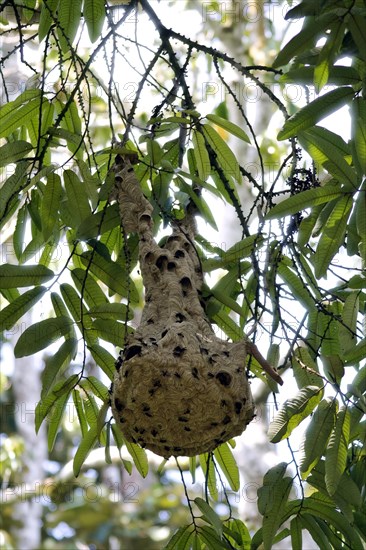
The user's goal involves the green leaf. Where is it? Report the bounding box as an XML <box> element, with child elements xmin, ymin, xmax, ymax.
<box><xmin>83</xmin><ymin>0</ymin><xmax>105</xmax><ymax>42</ymax></box>
<box><xmin>14</xmin><ymin>316</ymin><xmax>74</xmax><ymax>357</ymax></box>
<box><xmin>299</xmin><ymin>127</ymin><xmax>357</xmax><ymax>189</ymax></box>
<box><xmin>277</xmin><ymin>262</ymin><xmax>315</xmax><ymax>311</ymax></box>
<box><xmin>313</xmin><ymin>19</ymin><xmax>345</xmax><ymax>91</ymax></box>
<box><xmin>87</xmin><ymin>303</ymin><xmax>131</xmax><ymax>321</ymax></box>
<box><xmin>192</xmin><ymin>129</ymin><xmax>211</xmax><ymax>182</ymax></box>
<box><xmin>89</xmin><ymin>344</ymin><xmax>115</xmax><ymax>380</ymax></box>
<box><xmin>176</xmin><ymin>176</ymin><xmax>217</xmax><ymax>230</ymax></box>
<box><xmin>13</xmin><ymin>204</ymin><xmax>28</xmax><ymax>260</ymax></box>
<box><xmin>313</xmin><ymin>195</ymin><xmax>352</xmax><ymax>279</ymax></box>
<box><xmin>344</xmin><ymin>337</ymin><xmax>366</xmax><ymax>364</ymax></box>
<box><xmin>92</xmin><ymin>318</ymin><xmax>126</xmax><ymax>346</ymax></box>
<box><xmin>73</xmin><ymin>424</ymin><xmax>99</xmax><ymax>477</ymax></box>
<box><xmin>290</xmin><ymin>517</ymin><xmax>302</xmax><ymax>550</ymax></box>
<box><xmin>80</xmin><ymin>251</ymin><xmax>139</xmax><ymax>302</ymax></box>
<box><xmin>76</xmin><ymin>204</ymin><xmax>120</xmax><ymax>240</ymax></box>
<box><xmin>206</xmin><ymin>114</ymin><xmax>251</xmax><ymax>143</ymax></box>
<box><xmin>60</xmin><ymin>283</ymin><xmax>97</xmax><ymax>345</ymax></box>
<box><xmin>0</xmin><ymin>97</ymin><xmax>47</xmax><ymax>138</ymax></box>
<box><xmin>195</xmin><ymin>497</ymin><xmax>223</xmax><ymax>538</ymax></box>
<box><xmin>0</xmin><ymin>264</ymin><xmax>54</xmax><ymax>289</ymax></box>
<box><xmin>268</xmin><ymin>386</ymin><xmax>323</xmax><ymax>443</ymax></box>
<box><xmin>265</xmin><ymin>184</ymin><xmax>345</xmax><ymax>219</ymax></box>
<box><xmin>203</xmin><ymin>234</ymin><xmax>262</xmax><ymax>271</ymax></box>
<box><xmin>0</xmin><ymin>141</ymin><xmax>33</xmax><ymax>167</ymax></box>
<box><xmin>38</xmin><ymin>0</ymin><xmax>59</xmax><ymax>42</ymax></box>
<box><xmin>325</xmin><ymin>407</ymin><xmax>351</xmax><ymax>496</ymax></box>
<box><xmin>57</xmin><ymin>0</ymin><xmax>82</xmax><ymax>52</ymax></box>
<box><xmin>0</xmin><ymin>161</ymin><xmax>28</xmax><ymax>223</ymax></box>
<box><xmin>124</xmin><ymin>440</ymin><xmax>148</xmax><ymax>477</ymax></box>
<box><xmin>199</xmin><ymin>454</ymin><xmax>218</xmax><ymax>501</ymax></box>
<box><xmin>348</xmin><ymin>14</ymin><xmax>366</xmax><ymax>63</ymax></box>
<box><xmin>64</xmin><ymin>170</ymin><xmax>91</xmax><ymax>226</ymax></box>
<box><xmin>198</xmin><ymin>526</ymin><xmax>231</xmax><ymax>549</ymax></box>
<box><xmin>0</xmin><ymin>286</ymin><xmax>47</xmax><ymax>331</ymax></box>
<box><xmin>351</xmin><ymin>97</ymin><xmax>366</xmax><ymax>174</ymax></box>
<box><xmin>278</xmin><ymin>87</ymin><xmax>355</xmax><ymax>141</ymax></box>
<box><xmin>202</xmin><ymin>124</ymin><xmax>241</xmax><ymax>183</ymax></box>
<box><xmin>42</xmin><ymin>338</ymin><xmax>78</xmax><ymax>398</ymax></box>
<box><xmin>299</xmin><ymin>398</ymin><xmax>337</xmax><ymax>478</ymax></box>
<box><xmin>83</xmin><ymin>376</ymin><xmax>109</xmax><ymax>402</ymax></box>
<box><xmin>47</xmin><ymin>390</ymin><xmax>70</xmax><ymax>452</ymax></box>
<box><xmin>36</xmin><ymin>374</ymin><xmax>79</xmax><ymax>432</ymax></box>
<box><xmin>257</xmin><ymin>463</ymin><xmax>293</xmax><ymax>550</ymax></box>
<box><xmin>272</xmin><ymin>14</ymin><xmax>336</xmax><ymax>68</ymax></box>
<box><xmin>301</xmin><ymin>514</ymin><xmax>332</xmax><ymax>550</ymax></box>
<box><xmin>164</xmin><ymin>526</ymin><xmax>194</xmax><ymax>550</ymax></box>
<box><xmin>213</xmin><ymin>442</ymin><xmax>240</xmax><ymax>491</ymax></box>
<box><xmin>339</xmin><ymin>292</ymin><xmax>359</xmax><ymax>356</ymax></box>
<box><xmin>280</xmin><ymin>65</ymin><xmax>361</xmax><ymax>87</ymax></box>
<box><xmin>291</xmin><ymin>346</ymin><xmax>323</xmax><ymax>389</ymax></box>
<box><xmin>41</xmin><ymin>173</ymin><xmax>62</xmax><ymax>241</ymax></box>
<box><xmin>73</xmin><ymin>389</ymin><xmax>89</xmax><ymax>437</ymax></box>
<box><xmin>70</xmin><ymin>268</ymin><xmax>108</xmax><ymax>308</ymax></box>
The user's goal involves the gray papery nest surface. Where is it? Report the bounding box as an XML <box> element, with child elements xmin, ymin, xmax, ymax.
<box><xmin>110</xmin><ymin>154</ymin><xmax>283</xmax><ymax>458</ymax></box>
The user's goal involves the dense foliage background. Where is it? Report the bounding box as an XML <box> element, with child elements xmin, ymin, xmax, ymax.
<box><xmin>0</xmin><ymin>0</ymin><xmax>365</xmax><ymax>548</ymax></box>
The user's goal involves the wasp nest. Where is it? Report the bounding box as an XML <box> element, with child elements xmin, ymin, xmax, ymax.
<box><xmin>110</xmin><ymin>154</ymin><xmax>282</xmax><ymax>458</ymax></box>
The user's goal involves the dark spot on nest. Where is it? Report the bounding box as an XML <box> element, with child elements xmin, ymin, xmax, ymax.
<box><xmin>173</xmin><ymin>446</ymin><xmax>182</xmax><ymax>452</ymax></box>
<box><xmin>153</xmin><ymin>379</ymin><xmax>162</xmax><ymax>388</ymax></box>
<box><xmin>184</xmin><ymin>426</ymin><xmax>191</xmax><ymax>432</ymax></box>
<box><xmin>174</xmin><ymin>249</ymin><xmax>185</xmax><ymax>258</ymax></box>
<box><xmin>191</xmin><ymin>367</ymin><xmax>199</xmax><ymax>379</ymax></box>
<box><xmin>223</xmin><ymin>415</ymin><xmax>231</xmax><ymax>425</ymax></box>
<box><xmin>207</xmin><ymin>372</ymin><xmax>214</xmax><ymax>378</ymax></box>
<box><xmin>176</xmin><ymin>312</ymin><xmax>186</xmax><ymax>323</ymax></box>
<box><xmin>139</xmin><ymin>214</ymin><xmax>151</xmax><ymax>224</ymax></box>
<box><xmin>147</xmin><ymin>318</ymin><xmax>154</xmax><ymax>324</ymax></box>
<box><xmin>139</xmin><ymin>428</ymin><xmax>146</xmax><ymax>434</ymax></box>
<box><xmin>161</xmin><ymin>369</ymin><xmax>168</xmax><ymax>376</ymax></box>
<box><xmin>173</xmin><ymin>346</ymin><xmax>186</xmax><ymax>357</ymax></box>
<box><xmin>200</xmin><ymin>347</ymin><xmax>209</xmax><ymax>355</ymax></box>
<box><xmin>183</xmin><ymin>242</ymin><xmax>190</xmax><ymax>250</ymax></box>
<box><xmin>115</xmin><ymin>356</ymin><xmax>123</xmax><ymax>372</ymax></box>
<box><xmin>151</xmin><ymin>429</ymin><xmax>158</xmax><ymax>437</ymax></box>
<box><xmin>174</xmin><ymin>372</ymin><xmax>181</xmax><ymax>378</ymax></box>
<box><xmin>159</xmin><ymin>438</ymin><xmax>167</xmax><ymax>443</ymax></box>
<box><xmin>144</xmin><ymin>411</ymin><xmax>152</xmax><ymax>417</ymax></box>
<box><xmin>114</xmin><ymin>398</ymin><xmax>124</xmax><ymax>412</ymax></box>
<box><xmin>142</xmin><ymin>404</ymin><xmax>150</xmax><ymax>412</ymax></box>
<box><xmin>178</xmin><ymin>416</ymin><xmax>188</xmax><ymax>422</ymax></box>
<box><xmin>138</xmin><ymin>438</ymin><xmax>146</xmax><ymax>446</ymax></box>
<box><xmin>195</xmin><ymin>266</ymin><xmax>202</xmax><ymax>274</ymax></box>
<box><xmin>216</xmin><ymin>371</ymin><xmax>232</xmax><ymax>387</ymax></box>
<box><xmin>221</xmin><ymin>399</ymin><xmax>227</xmax><ymax>407</ymax></box>
<box><xmin>123</xmin><ymin>369</ymin><xmax>130</xmax><ymax>378</ymax></box>
<box><xmin>210</xmin><ymin>421</ymin><xmax>218</xmax><ymax>427</ymax></box>
<box><xmin>144</xmin><ymin>251</ymin><xmax>154</xmax><ymax>263</ymax></box>
<box><xmin>119</xmin><ymin>417</ymin><xmax>126</xmax><ymax>423</ymax></box>
<box><xmin>156</xmin><ymin>255</ymin><xmax>168</xmax><ymax>270</ymax></box>
<box><xmin>124</xmin><ymin>345</ymin><xmax>142</xmax><ymax>360</ymax></box>
<box><xmin>167</xmin><ymin>235</ymin><xmax>180</xmax><ymax>243</ymax></box>
<box><xmin>164</xmin><ymin>446</ymin><xmax>171</xmax><ymax>452</ymax></box>
<box><xmin>148</xmin><ymin>388</ymin><xmax>155</xmax><ymax>396</ymax></box>
<box><xmin>180</xmin><ymin>277</ymin><xmax>192</xmax><ymax>290</ymax></box>
<box><xmin>161</xmin><ymin>329</ymin><xmax>168</xmax><ymax>338</ymax></box>
<box><xmin>235</xmin><ymin>402</ymin><xmax>242</xmax><ymax>414</ymax></box>
<box><xmin>223</xmin><ymin>351</ymin><xmax>230</xmax><ymax>357</ymax></box>
<box><xmin>215</xmin><ymin>438</ymin><xmax>223</xmax><ymax>445</ymax></box>
<box><xmin>208</xmin><ymin>356</ymin><xmax>215</xmax><ymax>365</ymax></box>
<box><xmin>167</xmin><ymin>261</ymin><xmax>176</xmax><ymax>271</ymax></box>
<box><xmin>183</xmin><ymin>408</ymin><xmax>190</xmax><ymax>414</ymax></box>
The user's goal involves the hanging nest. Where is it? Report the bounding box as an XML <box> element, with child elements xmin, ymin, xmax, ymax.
<box><xmin>110</xmin><ymin>153</ymin><xmax>283</xmax><ymax>458</ymax></box>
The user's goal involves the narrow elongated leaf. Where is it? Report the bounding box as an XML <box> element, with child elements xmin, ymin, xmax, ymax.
<box><xmin>0</xmin><ymin>98</ymin><xmax>47</xmax><ymax>138</ymax></box>
<box><xmin>89</xmin><ymin>344</ymin><xmax>115</xmax><ymax>380</ymax></box>
<box><xmin>273</xmin><ymin>14</ymin><xmax>336</xmax><ymax>68</ymax></box>
<box><xmin>277</xmin><ymin>263</ymin><xmax>315</xmax><ymax>311</ymax></box>
<box><xmin>14</xmin><ymin>316</ymin><xmax>73</xmax><ymax>357</ymax></box>
<box><xmin>0</xmin><ymin>161</ymin><xmax>28</xmax><ymax>222</ymax></box>
<box><xmin>325</xmin><ymin>407</ymin><xmax>351</xmax><ymax>495</ymax></box>
<box><xmin>206</xmin><ymin>114</ymin><xmax>251</xmax><ymax>143</ymax></box>
<box><xmin>57</xmin><ymin>0</ymin><xmax>82</xmax><ymax>52</ymax></box>
<box><xmin>80</xmin><ymin>251</ymin><xmax>139</xmax><ymax>301</ymax></box>
<box><xmin>38</xmin><ymin>0</ymin><xmax>59</xmax><ymax>41</ymax></box>
<box><xmin>314</xmin><ymin>19</ymin><xmax>345</xmax><ymax>91</ymax></box>
<box><xmin>313</xmin><ymin>195</ymin><xmax>352</xmax><ymax>279</ymax></box>
<box><xmin>213</xmin><ymin>443</ymin><xmax>239</xmax><ymax>491</ymax></box>
<box><xmin>344</xmin><ymin>337</ymin><xmax>366</xmax><ymax>364</ymax></box>
<box><xmin>87</xmin><ymin>303</ymin><xmax>131</xmax><ymax>321</ymax></box>
<box><xmin>70</xmin><ymin>268</ymin><xmax>108</xmax><ymax>308</ymax></box>
<box><xmin>339</xmin><ymin>292</ymin><xmax>359</xmax><ymax>356</ymax></box>
<box><xmin>64</xmin><ymin>170</ymin><xmax>91</xmax><ymax>226</ymax></box>
<box><xmin>41</xmin><ymin>338</ymin><xmax>78</xmax><ymax>397</ymax></box>
<box><xmin>73</xmin><ymin>389</ymin><xmax>89</xmax><ymax>437</ymax></box>
<box><xmin>195</xmin><ymin>498</ymin><xmax>223</xmax><ymax>538</ymax></box>
<box><xmin>13</xmin><ymin>204</ymin><xmax>27</xmax><ymax>260</ymax></box>
<box><xmin>73</xmin><ymin>424</ymin><xmax>99</xmax><ymax>477</ymax></box>
<box><xmin>76</xmin><ymin>204</ymin><xmax>120</xmax><ymax>240</ymax></box>
<box><xmin>202</xmin><ymin>124</ymin><xmax>241</xmax><ymax>183</ymax></box>
<box><xmin>257</xmin><ymin>463</ymin><xmax>293</xmax><ymax>550</ymax></box>
<box><xmin>268</xmin><ymin>386</ymin><xmax>323</xmax><ymax>443</ymax></box>
<box><xmin>192</xmin><ymin>129</ymin><xmax>211</xmax><ymax>182</ymax></box>
<box><xmin>0</xmin><ymin>141</ymin><xmax>33</xmax><ymax>167</ymax></box>
<box><xmin>92</xmin><ymin>318</ymin><xmax>126</xmax><ymax>346</ymax></box>
<box><xmin>0</xmin><ymin>264</ymin><xmax>54</xmax><ymax>289</ymax></box>
<box><xmin>164</xmin><ymin>526</ymin><xmax>194</xmax><ymax>550</ymax></box>
<box><xmin>36</xmin><ymin>374</ymin><xmax>79</xmax><ymax>432</ymax></box>
<box><xmin>278</xmin><ymin>87</ymin><xmax>355</xmax><ymax>140</ymax></box>
<box><xmin>41</xmin><ymin>173</ymin><xmax>62</xmax><ymax>240</ymax></box>
<box><xmin>124</xmin><ymin>440</ymin><xmax>148</xmax><ymax>477</ymax></box>
<box><xmin>198</xmin><ymin>526</ymin><xmax>231</xmax><ymax>550</ymax></box>
<box><xmin>290</xmin><ymin>517</ymin><xmax>302</xmax><ymax>550</ymax></box>
<box><xmin>83</xmin><ymin>0</ymin><xmax>105</xmax><ymax>42</ymax></box>
<box><xmin>352</xmin><ymin>97</ymin><xmax>366</xmax><ymax>174</ymax></box>
<box><xmin>348</xmin><ymin>14</ymin><xmax>366</xmax><ymax>63</ymax></box>
<box><xmin>199</xmin><ymin>454</ymin><xmax>218</xmax><ymax>501</ymax></box>
<box><xmin>176</xmin><ymin>176</ymin><xmax>217</xmax><ymax>230</ymax></box>
<box><xmin>280</xmin><ymin>65</ymin><xmax>361</xmax><ymax>86</ymax></box>
<box><xmin>47</xmin><ymin>390</ymin><xmax>70</xmax><ymax>452</ymax></box>
<box><xmin>301</xmin><ymin>514</ymin><xmax>332</xmax><ymax>550</ymax></box>
<box><xmin>0</xmin><ymin>286</ymin><xmax>47</xmax><ymax>331</ymax></box>
<box><xmin>265</xmin><ymin>185</ymin><xmax>344</xmax><ymax>219</ymax></box>
<box><xmin>291</xmin><ymin>346</ymin><xmax>323</xmax><ymax>389</ymax></box>
<box><xmin>299</xmin><ymin>398</ymin><xmax>337</xmax><ymax>478</ymax></box>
